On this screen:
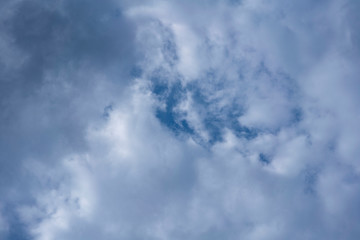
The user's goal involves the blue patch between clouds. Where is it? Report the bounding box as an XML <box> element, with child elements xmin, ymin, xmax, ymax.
<box><xmin>291</xmin><ymin>107</ymin><xmax>303</xmax><ymax>124</ymax></box>
<box><xmin>203</xmin><ymin>117</ymin><xmax>223</xmax><ymax>144</ymax></box>
<box><xmin>258</xmin><ymin>153</ymin><xmax>271</xmax><ymax>165</ymax></box>
<box><xmin>230</xmin><ymin>117</ymin><xmax>258</xmax><ymax>140</ymax></box>
<box><xmin>154</xmin><ymin>82</ymin><xmax>194</xmax><ymax>135</ymax></box>
<box><xmin>152</xmin><ymin>77</ymin><xmax>261</xmax><ymax>144</ymax></box>
<box><xmin>152</xmin><ymin>82</ymin><xmax>168</xmax><ymax>96</ymax></box>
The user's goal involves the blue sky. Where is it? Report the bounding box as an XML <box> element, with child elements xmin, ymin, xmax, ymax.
<box><xmin>1</xmin><ymin>0</ymin><xmax>360</xmax><ymax>239</ymax></box>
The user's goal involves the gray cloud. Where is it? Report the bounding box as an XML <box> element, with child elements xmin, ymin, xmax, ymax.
<box><xmin>1</xmin><ymin>0</ymin><xmax>360</xmax><ymax>239</ymax></box>
<box><xmin>0</xmin><ymin>0</ymin><xmax>136</xmax><ymax>238</ymax></box>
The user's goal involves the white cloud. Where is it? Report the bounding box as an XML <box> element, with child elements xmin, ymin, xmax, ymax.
<box><xmin>1</xmin><ymin>0</ymin><xmax>360</xmax><ymax>239</ymax></box>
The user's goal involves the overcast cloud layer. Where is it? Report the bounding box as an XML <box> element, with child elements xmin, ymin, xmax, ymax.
<box><xmin>1</xmin><ymin>0</ymin><xmax>360</xmax><ymax>239</ymax></box>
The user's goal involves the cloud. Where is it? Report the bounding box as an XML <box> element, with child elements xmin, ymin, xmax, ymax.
<box><xmin>1</xmin><ymin>0</ymin><xmax>360</xmax><ymax>239</ymax></box>
<box><xmin>0</xmin><ymin>0</ymin><xmax>136</xmax><ymax>238</ymax></box>
<box><xmin>0</xmin><ymin>207</ymin><xmax>9</xmax><ymax>238</ymax></box>
<box><xmin>0</xmin><ymin>0</ymin><xmax>135</xmax><ymax>181</ymax></box>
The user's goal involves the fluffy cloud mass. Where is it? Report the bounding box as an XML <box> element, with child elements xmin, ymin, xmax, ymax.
<box><xmin>1</xmin><ymin>0</ymin><xmax>360</xmax><ymax>239</ymax></box>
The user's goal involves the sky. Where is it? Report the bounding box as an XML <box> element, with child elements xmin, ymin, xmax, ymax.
<box><xmin>1</xmin><ymin>0</ymin><xmax>360</xmax><ymax>239</ymax></box>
